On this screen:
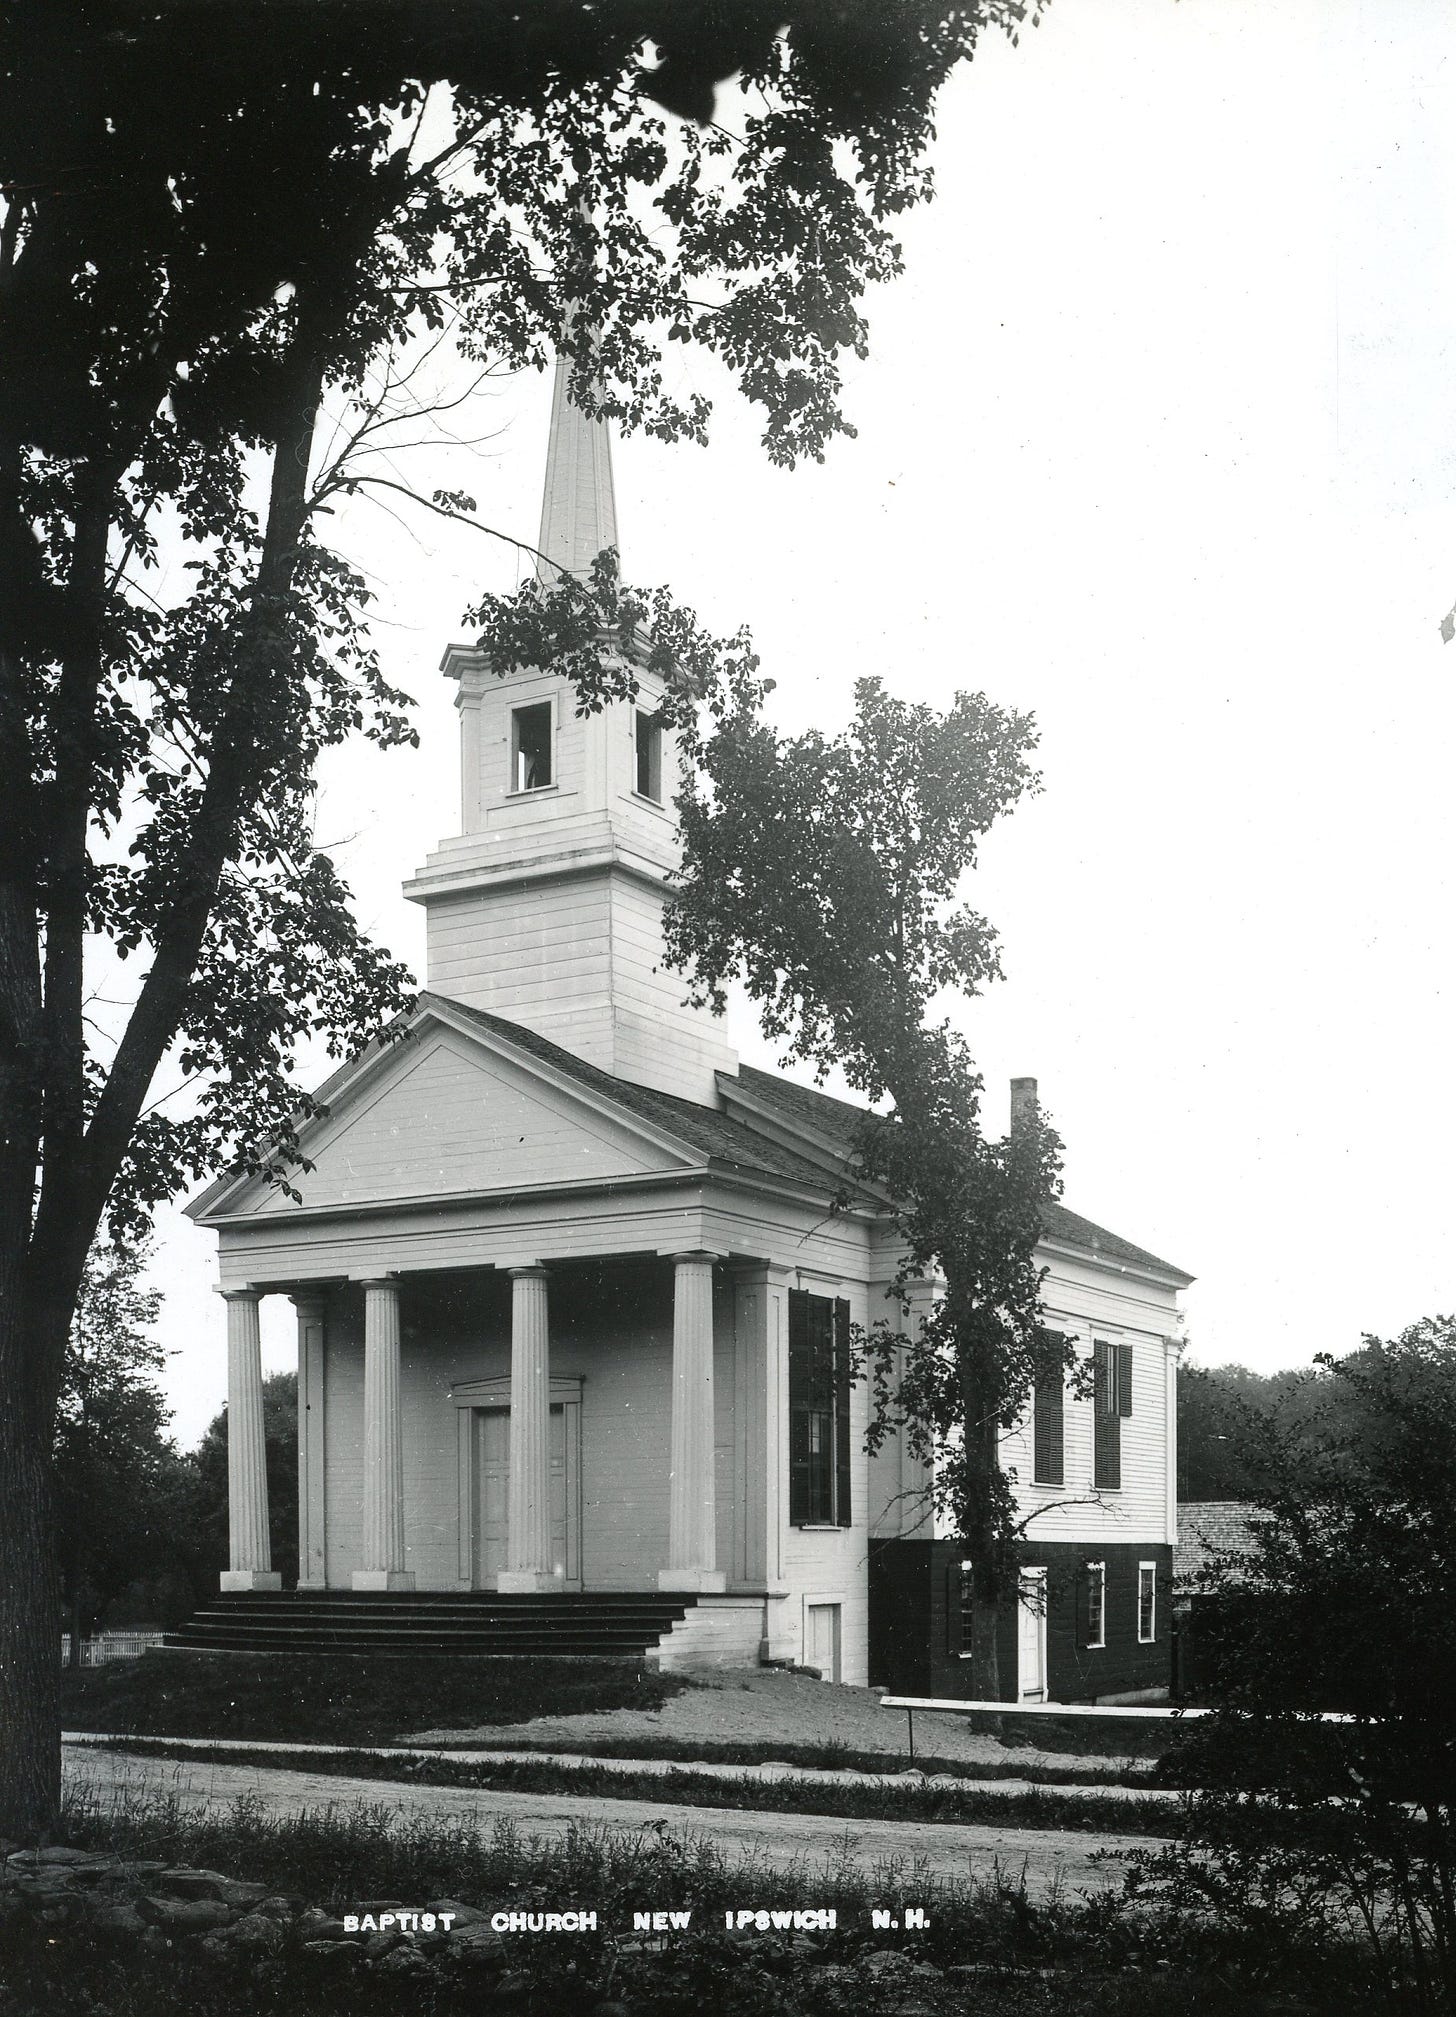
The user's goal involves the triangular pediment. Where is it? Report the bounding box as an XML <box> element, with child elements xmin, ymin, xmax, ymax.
<box><xmin>193</xmin><ymin>1006</ymin><xmax>701</xmax><ymax>1221</ymax></box>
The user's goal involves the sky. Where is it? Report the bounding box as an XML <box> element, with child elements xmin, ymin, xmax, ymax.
<box><xmin>149</xmin><ymin>0</ymin><xmax>1456</xmax><ymax>1446</ymax></box>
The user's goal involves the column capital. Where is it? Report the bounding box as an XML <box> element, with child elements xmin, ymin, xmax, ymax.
<box><xmin>216</xmin><ymin>1285</ymin><xmax>261</xmax><ymax>1305</ymax></box>
<box><xmin>290</xmin><ymin>1288</ymin><xmax>329</xmax><ymax>1317</ymax></box>
<box><xmin>356</xmin><ymin>1274</ymin><xmax>400</xmax><ymax>1291</ymax></box>
<box><xmin>506</xmin><ymin>1264</ymin><xmax>550</xmax><ymax>1281</ymax></box>
<box><xmin>667</xmin><ymin>1249</ymin><xmax>728</xmax><ymax>1267</ymax></box>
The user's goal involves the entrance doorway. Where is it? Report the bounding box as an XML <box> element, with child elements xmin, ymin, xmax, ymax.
<box><xmin>470</xmin><ymin>1400</ymin><xmax>581</xmax><ymax>1589</ymax></box>
<box><xmin>1016</xmin><ymin>1567</ymin><xmax>1048</xmax><ymax>1702</ymax></box>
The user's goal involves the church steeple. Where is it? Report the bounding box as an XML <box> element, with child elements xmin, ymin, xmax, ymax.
<box><xmin>535</xmin><ymin>351</ymin><xmax>618</xmax><ymax>586</ymax></box>
<box><xmin>402</xmin><ymin>358</ymin><xmax>738</xmax><ymax>1107</ymax></box>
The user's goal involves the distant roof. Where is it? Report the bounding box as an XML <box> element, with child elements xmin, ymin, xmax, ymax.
<box><xmin>431</xmin><ymin>996</ymin><xmax>865</xmax><ymax>1197</ymax></box>
<box><xmin>731</xmin><ymin>1063</ymin><xmax>1193</xmax><ymax>1283</ymax></box>
<box><xmin>1175</xmin><ymin>1501</ymin><xmax>1266</xmax><ymax>1589</ymax></box>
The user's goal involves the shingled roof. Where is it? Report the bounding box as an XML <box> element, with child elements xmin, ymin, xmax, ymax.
<box><xmin>731</xmin><ymin>1063</ymin><xmax>1193</xmax><ymax>1283</ymax></box>
<box><xmin>428</xmin><ymin>997</ymin><xmax>1191</xmax><ymax>1276</ymax></box>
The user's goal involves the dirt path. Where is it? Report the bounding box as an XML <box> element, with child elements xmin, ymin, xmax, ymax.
<box><xmin>408</xmin><ymin>1667</ymin><xmax>1151</xmax><ymax>1779</ymax></box>
<box><xmin>63</xmin><ymin>1742</ymin><xmax>1163</xmax><ymax>1898</ymax></box>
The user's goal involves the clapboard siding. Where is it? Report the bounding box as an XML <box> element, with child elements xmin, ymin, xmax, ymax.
<box><xmin>1002</xmin><ymin>1328</ymin><xmax>1172</xmax><ymax>1544</ymax></box>
<box><xmin>320</xmin><ymin>1265</ymin><xmax>682</xmax><ymax>1591</ymax></box>
<box><xmin>870</xmin><ymin>1539</ymin><xmax>1174</xmax><ymax>1703</ymax></box>
<box><xmin>243</xmin><ymin>1029</ymin><xmax>670</xmax><ymax>1214</ymax></box>
<box><xmin>770</xmin><ymin>1278</ymin><xmax>872</xmax><ymax>1687</ymax></box>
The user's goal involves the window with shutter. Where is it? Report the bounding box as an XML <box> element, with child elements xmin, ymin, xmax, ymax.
<box><xmin>1033</xmin><ymin>1334</ymin><xmax>1065</xmax><ymax>1486</ymax></box>
<box><xmin>833</xmin><ymin>1298</ymin><xmax>852</xmax><ymax>1527</ymax></box>
<box><xmin>1092</xmin><ymin>1341</ymin><xmax>1122</xmax><ymax>1491</ymax></box>
<box><xmin>788</xmin><ymin>1289</ymin><xmax>852</xmax><ymax>1525</ymax></box>
<box><xmin>788</xmin><ymin>1290</ymin><xmax>809</xmax><ymax>1524</ymax></box>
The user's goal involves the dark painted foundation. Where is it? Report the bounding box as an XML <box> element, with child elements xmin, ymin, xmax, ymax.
<box><xmin>869</xmin><ymin>1538</ymin><xmax>1173</xmax><ymax>1703</ymax></box>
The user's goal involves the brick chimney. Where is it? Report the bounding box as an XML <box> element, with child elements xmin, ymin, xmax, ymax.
<box><xmin>1009</xmin><ymin>1076</ymin><xmax>1039</xmax><ymax>1135</ymax></box>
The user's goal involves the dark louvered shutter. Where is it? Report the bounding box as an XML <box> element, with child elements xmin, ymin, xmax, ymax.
<box><xmin>1117</xmin><ymin>1342</ymin><xmax>1134</xmax><ymax>1418</ymax></box>
<box><xmin>1093</xmin><ymin>1342</ymin><xmax>1121</xmax><ymax>1490</ymax></box>
<box><xmin>1033</xmin><ymin>1337</ymin><xmax>1064</xmax><ymax>1486</ymax></box>
<box><xmin>834</xmin><ymin>1298</ymin><xmax>852</xmax><ymax>1527</ymax></box>
<box><xmin>788</xmin><ymin>1289</ymin><xmax>810</xmax><ymax>1525</ymax></box>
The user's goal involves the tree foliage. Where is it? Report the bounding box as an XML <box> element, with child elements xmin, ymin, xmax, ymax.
<box><xmin>0</xmin><ymin>1</ymin><xmax>1041</xmax><ymax>1833</ymax></box>
<box><xmin>188</xmin><ymin>1372</ymin><xmax>300</xmax><ymax>1595</ymax></box>
<box><xmin>1146</xmin><ymin>1319</ymin><xmax>1456</xmax><ymax>2013</ymax></box>
<box><xmin>667</xmin><ymin>672</ymin><xmax>1065</xmax><ymax>1695</ymax></box>
<box><xmin>54</xmin><ymin>1244</ymin><xmax>189</xmax><ymax>1656</ymax></box>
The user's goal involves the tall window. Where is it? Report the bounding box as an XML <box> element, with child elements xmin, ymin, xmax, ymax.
<box><xmin>1138</xmin><ymin>1562</ymin><xmax>1157</xmax><ymax>1643</ymax></box>
<box><xmin>1084</xmin><ymin>1560</ymin><xmax>1106</xmax><ymax>1649</ymax></box>
<box><xmin>788</xmin><ymin>1290</ymin><xmax>852</xmax><ymax>1527</ymax></box>
<box><xmin>1033</xmin><ymin>1333</ymin><xmax>1065</xmax><ymax>1486</ymax></box>
<box><xmin>1092</xmin><ymin>1340</ymin><xmax>1133</xmax><ymax>1490</ymax></box>
<box><xmin>510</xmin><ymin>701</ymin><xmax>553</xmax><ymax>792</ymax></box>
<box><xmin>634</xmin><ymin>709</ymin><xmax>663</xmax><ymax>802</ymax></box>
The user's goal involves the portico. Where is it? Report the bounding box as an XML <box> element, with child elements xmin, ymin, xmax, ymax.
<box><xmin>212</xmin><ymin>1237</ymin><xmax>786</xmax><ymax>1603</ymax></box>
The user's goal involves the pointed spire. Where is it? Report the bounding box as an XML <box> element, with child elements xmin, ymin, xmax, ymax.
<box><xmin>535</xmin><ymin>350</ymin><xmax>619</xmax><ymax>586</ymax></box>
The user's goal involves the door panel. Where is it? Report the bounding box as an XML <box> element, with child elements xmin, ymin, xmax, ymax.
<box><xmin>473</xmin><ymin>1404</ymin><xmax>580</xmax><ymax>1588</ymax></box>
<box><xmin>1017</xmin><ymin>1568</ymin><xmax>1048</xmax><ymax>1702</ymax></box>
<box><xmin>806</xmin><ymin>1602</ymin><xmax>842</xmax><ymax>1683</ymax></box>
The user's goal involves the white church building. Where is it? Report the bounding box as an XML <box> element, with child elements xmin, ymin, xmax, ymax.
<box><xmin>186</xmin><ymin>367</ymin><xmax>1191</xmax><ymax>1697</ymax></box>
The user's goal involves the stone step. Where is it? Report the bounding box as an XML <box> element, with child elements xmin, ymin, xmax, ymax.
<box><xmin>162</xmin><ymin>1589</ymin><xmax>695</xmax><ymax>1659</ymax></box>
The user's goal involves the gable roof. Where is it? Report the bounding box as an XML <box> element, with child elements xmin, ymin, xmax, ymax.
<box><xmin>730</xmin><ymin>1063</ymin><xmax>1194</xmax><ymax>1285</ymax></box>
<box><xmin>422</xmin><ymin>996</ymin><xmax>860</xmax><ymax>1196</ymax></box>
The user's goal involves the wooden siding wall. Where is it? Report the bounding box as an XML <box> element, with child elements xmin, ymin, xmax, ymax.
<box><xmin>771</xmin><ymin>1273</ymin><xmax>872</xmax><ymax>1687</ymax></box>
<box><xmin>246</xmin><ymin>1028</ymin><xmax>662</xmax><ymax>1216</ymax></box>
<box><xmin>425</xmin><ymin>877</ymin><xmax>617</xmax><ymax>1065</ymax></box>
<box><xmin>1001</xmin><ymin>1252</ymin><xmax>1180</xmax><ymax>1548</ymax></box>
<box><xmin>320</xmin><ymin>1265</ymin><xmax>683</xmax><ymax>1591</ymax></box>
<box><xmin>869</xmin><ymin>1539</ymin><xmax>1174</xmax><ymax>1703</ymax></box>
<box><xmin>421</xmin><ymin>866</ymin><xmax>733</xmax><ymax>1105</ymax></box>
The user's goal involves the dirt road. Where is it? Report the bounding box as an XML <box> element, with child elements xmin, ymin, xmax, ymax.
<box><xmin>63</xmin><ymin>1741</ymin><xmax>1162</xmax><ymax>1899</ymax></box>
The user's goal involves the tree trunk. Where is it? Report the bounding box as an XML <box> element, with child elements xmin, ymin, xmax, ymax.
<box><xmin>958</xmin><ymin>1326</ymin><xmax>1008</xmax><ymax>1703</ymax></box>
<box><xmin>0</xmin><ymin>1293</ymin><xmax>63</xmax><ymax>1839</ymax></box>
<box><xmin>68</xmin><ymin>1581</ymin><xmax>84</xmax><ymax>1673</ymax></box>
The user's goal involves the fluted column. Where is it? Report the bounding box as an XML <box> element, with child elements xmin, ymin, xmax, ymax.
<box><xmin>660</xmin><ymin>1252</ymin><xmax>727</xmax><ymax>1593</ymax></box>
<box><xmin>353</xmin><ymin>1277</ymin><xmax>413</xmax><ymax>1590</ymax></box>
<box><xmin>220</xmin><ymin>1289</ymin><xmax>280</xmax><ymax>1592</ymax></box>
<box><xmin>292</xmin><ymin>1291</ymin><xmax>328</xmax><ymax>1590</ymax></box>
<box><xmin>499</xmin><ymin>1267</ymin><xmax>556</xmax><ymax>1592</ymax></box>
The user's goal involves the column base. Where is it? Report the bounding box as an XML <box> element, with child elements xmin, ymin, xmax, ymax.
<box><xmin>658</xmin><ymin>1567</ymin><xmax>728</xmax><ymax>1594</ymax></box>
<box><xmin>219</xmin><ymin>1570</ymin><xmax>282</xmax><ymax>1592</ymax></box>
<box><xmin>496</xmin><ymin>1570</ymin><xmax>562</xmax><ymax>1593</ymax></box>
<box><xmin>351</xmin><ymin>1569</ymin><xmax>416</xmax><ymax>1591</ymax></box>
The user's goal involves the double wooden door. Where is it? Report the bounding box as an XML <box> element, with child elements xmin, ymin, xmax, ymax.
<box><xmin>471</xmin><ymin>1402</ymin><xmax>581</xmax><ymax>1588</ymax></box>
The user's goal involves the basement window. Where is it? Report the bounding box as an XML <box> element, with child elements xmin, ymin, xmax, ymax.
<box><xmin>511</xmin><ymin>702</ymin><xmax>553</xmax><ymax>793</ymax></box>
<box><xmin>634</xmin><ymin>709</ymin><xmax>663</xmax><ymax>802</ymax></box>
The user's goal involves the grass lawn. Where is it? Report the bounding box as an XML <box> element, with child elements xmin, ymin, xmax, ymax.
<box><xmin>103</xmin><ymin>1737</ymin><xmax>1179</xmax><ymax>1836</ymax></box>
<box><xmin>4</xmin><ymin>1792</ymin><xmax>1350</xmax><ymax>2017</ymax></box>
<box><xmin>60</xmin><ymin>1651</ymin><xmax>685</xmax><ymax>1744</ymax></box>
<box><xmin>439</xmin><ymin>1729</ymin><xmax>1169</xmax><ymax>1787</ymax></box>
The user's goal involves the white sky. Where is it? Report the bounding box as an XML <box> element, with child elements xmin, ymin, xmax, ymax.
<box><xmin>149</xmin><ymin>0</ymin><xmax>1456</xmax><ymax>1445</ymax></box>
